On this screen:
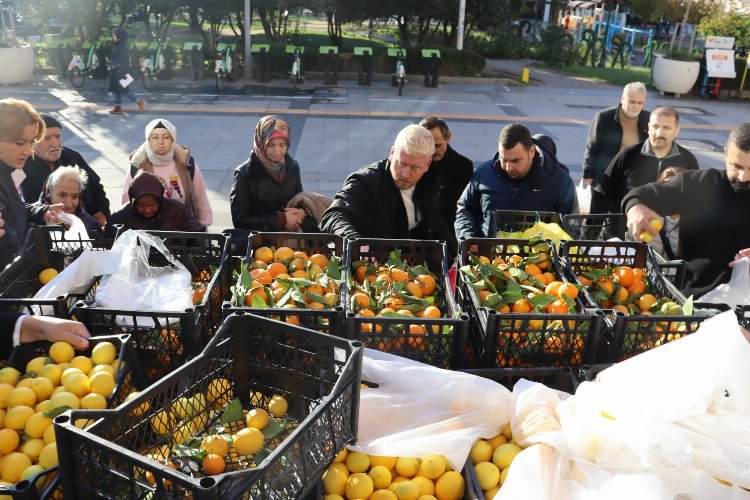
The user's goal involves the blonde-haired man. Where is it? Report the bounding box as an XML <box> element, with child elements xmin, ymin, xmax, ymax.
<box><xmin>320</xmin><ymin>124</ymin><xmax>455</xmax><ymax>254</ymax></box>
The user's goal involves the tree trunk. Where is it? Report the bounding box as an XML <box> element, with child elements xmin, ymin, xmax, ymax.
<box><xmin>188</xmin><ymin>5</ymin><xmax>201</xmax><ymax>33</ymax></box>
<box><xmin>326</xmin><ymin>10</ymin><xmax>341</xmax><ymax>45</ymax></box>
<box><xmin>396</xmin><ymin>15</ymin><xmax>409</xmax><ymax>45</ymax></box>
<box><xmin>143</xmin><ymin>9</ymin><xmax>153</xmax><ymax>41</ymax></box>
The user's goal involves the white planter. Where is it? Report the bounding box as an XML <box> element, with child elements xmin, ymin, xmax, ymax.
<box><xmin>652</xmin><ymin>56</ymin><xmax>700</xmax><ymax>98</ymax></box>
<box><xmin>0</xmin><ymin>44</ymin><xmax>34</xmax><ymax>85</ymax></box>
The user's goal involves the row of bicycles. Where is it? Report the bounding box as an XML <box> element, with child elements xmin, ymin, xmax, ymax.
<box><xmin>65</xmin><ymin>38</ymin><xmax>240</xmax><ymax>92</ymax></box>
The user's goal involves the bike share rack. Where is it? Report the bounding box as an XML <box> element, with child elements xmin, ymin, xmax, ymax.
<box><xmin>319</xmin><ymin>45</ymin><xmax>338</xmax><ymax>86</ymax></box>
<box><xmin>182</xmin><ymin>41</ymin><xmax>204</xmax><ymax>81</ymax></box>
<box><xmin>354</xmin><ymin>47</ymin><xmax>372</xmax><ymax>86</ymax></box>
<box><xmin>47</xmin><ymin>38</ymin><xmax>73</xmax><ymax>77</ymax></box>
<box><xmin>421</xmin><ymin>49</ymin><xmax>440</xmax><ymax>88</ymax></box>
<box><xmin>251</xmin><ymin>44</ymin><xmax>271</xmax><ymax>82</ymax></box>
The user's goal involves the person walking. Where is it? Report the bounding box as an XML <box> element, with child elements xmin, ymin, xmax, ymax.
<box><xmin>108</xmin><ymin>28</ymin><xmax>145</xmax><ymax>114</ymax></box>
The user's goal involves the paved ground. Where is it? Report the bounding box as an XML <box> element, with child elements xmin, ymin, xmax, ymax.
<box><xmin>0</xmin><ymin>63</ymin><xmax>742</xmax><ymax>232</ymax></box>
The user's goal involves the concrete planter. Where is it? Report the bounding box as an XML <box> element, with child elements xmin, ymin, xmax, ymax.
<box><xmin>652</xmin><ymin>56</ymin><xmax>700</xmax><ymax>98</ymax></box>
<box><xmin>0</xmin><ymin>44</ymin><xmax>34</xmax><ymax>85</ymax></box>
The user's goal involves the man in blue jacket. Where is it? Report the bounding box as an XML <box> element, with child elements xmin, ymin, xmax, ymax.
<box><xmin>455</xmin><ymin>123</ymin><xmax>577</xmax><ymax>239</ymax></box>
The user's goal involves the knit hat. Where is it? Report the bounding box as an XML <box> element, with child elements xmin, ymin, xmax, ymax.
<box><xmin>40</xmin><ymin>114</ymin><xmax>62</xmax><ymax>130</ymax></box>
<box><xmin>128</xmin><ymin>170</ymin><xmax>165</xmax><ymax>202</ymax></box>
<box><xmin>145</xmin><ymin>119</ymin><xmax>176</xmax><ymax>142</ymax></box>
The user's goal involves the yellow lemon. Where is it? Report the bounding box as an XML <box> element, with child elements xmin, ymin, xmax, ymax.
<box><xmin>80</xmin><ymin>393</ymin><xmax>107</xmax><ymax>410</ymax></box>
<box><xmin>233</xmin><ymin>427</ymin><xmax>264</xmax><ymax>456</ymax></box>
<box><xmin>88</xmin><ymin>372</ymin><xmax>115</xmax><ymax>397</ymax></box>
<box><xmin>418</xmin><ymin>454</ymin><xmax>445</xmax><ymax>480</ymax></box>
<box><xmin>25</xmin><ymin>357</ymin><xmax>49</xmax><ymax>375</ymax></box>
<box><xmin>246</xmin><ymin>408</ymin><xmax>270</xmax><ymax>430</ymax></box>
<box><xmin>60</xmin><ymin>368</ymin><xmax>83</xmax><ymax>386</ymax></box>
<box><xmin>0</xmin><ymin>368</ymin><xmax>20</xmax><ymax>387</ymax></box>
<box><xmin>123</xmin><ymin>392</ymin><xmax>150</xmax><ymax>417</ymax></box>
<box><xmin>91</xmin><ymin>342</ymin><xmax>116</xmax><ymax>366</ymax></box>
<box><xmin>0</xmin><ymin>383</ymin><xmax>14</xmax><ymax>409</ymax></box>
<box><xmin>62</xmin><ymin>373</ymin><xmax>89</xmax><ymax>398</ymax></box>
<box><xmin>206</xmin><ymin>378</ymin><xmax>232</xmax><ymax>404</ymax></box>
<box><xmin>639</xmin><ymin>231</ymin><xmax>654</xmax><ymax>243</ymax></box>
<box><xmin>38</xmin><ymin>442</ymin><xmax>58</xmax><ymax>469</ymax></box>
<box><xmin>42</xmin><ymin>424</ymin><xmax>56</xmax><ymax>445</ymax></box>
<box><xmin>410</xmin><ymin>475</ymin><xmax>435</xmax><ymax>496</ymax></box>
<box><xmin>38</xmin><ymin>364</ymin><xmax>62</xmax><ymax>387</ymax></box>
<box><xmin>332</xmin><ymin>448</ymin><xmax>347</xmax><ymax>463</ymax></box>
<box><xmin>20</xmin><ymin>464</ymin><xmax>45</xmax><ymax>490</ymax></box>
<box><xmin>69</xmin><ymin>356</ymin><xmax>93</xmax><ymax>375</ymax></box>
<box><xmin>492</xmin><ymin>443</ymin><xmax>522</xmax><ymax>470</ymax></box>
<box><xmin>38</xmin><ymin>268</ymin><xmax>58</xmax><ymax>285</ymax></box>
<box><xmin>392</xmin><ymin>480</ymin><xmax>419</xmax><ymax>500</ymax></box>
<box><xmin>344</xmin><ymin>451</ymin><xmax>370</xmax><ymax>473</ymax></box>
<box><xmin>470</xmin><ymin>440</ymin><xmax>493</xmax><ymax>464</ymax></box>
<box><xmin>34</xmin><ymin>400</ymin><xmax>50</xmax><ymax>413</ymax></box>
<box><xmin>368</xmin><ymin>465</ymin><xmax>392</xmax><ymax>489</ymax></box>
<box><xmin>501</xmin><ymin>424</ymin><xmax>512</xmax><ymax>440</ymax></box>
<box><xmin>0</xmin><ymin>452</ymin><xmax>32</xmax><ymax>483</ymax></box>
<box><xmin>48</xmin><ymin>391</ymin><xmax>80</xmax><ymax>411</ymax></box>
<box><xmin>474</xmin><ymin>461</ymin><xmax>500</xmax><ymax>491</ymax></box>
<box><xmin>21</xmin><ymin>438</ymin><xmax>45</xmax><ymax>463</ymax></box>
<box><xmin>370</xmin><ymin>491</ymin><xmax>398</xmax><ymax>500</ymax></box>
<box><xmin>4</xmin><ymin>405</ymin><xmax>34</xmax><ymax>430</ymax></box>
<box><xmin>434</xmin><ymin>471</ymin><xmax>464</xmax><ymax>500</ymax></box>
<box><xmin>370</xmin><ymin>455</ymin><xmax>397</xmax><ymax>468</ymax></box>
<box><xmin>29</xmin><ymin>378</ymin><xmax>54</xmax><ymax>402</ymax></box>
<box><xmin>345</xmin><ymin>472</ymin><xmax>373</xmax><ymax>500</ymax></box>
<box><xmin>650</xmin><ymin>218</ymin><xmax>664</xmax><ymax>232</ymax></box>
<box><xmin>88</xmin><ymin>364</ymin><xmax>115</xmax><ymax>378</ymax></box>
<box><xmin>267</xmin><ymin>395</ymin><xmax>288</xmax><ymax>418</ymax></box>
<box><xmin>0</xmin><ymin>428</ymin><xmax>19</xmax><ymax>455</ymax></box>
<box><xmin>200</xmin><ymin>435</ymin><xmax>229</xmax><ymax>457</ymax></box>
<box><xmin>48</xmin><ymin>342</ymin><xmax>74</xmax><ymax>364</ymax></box>
<box><xmin>499</xmin><ymin>466</ymin><xmax>510</xmax><ymax>486</ymax></box>
<box><xmin>322</xmin><ymin>462</ymin><xmax>349</xmax><ymax>495</ymax></box>
<box><xmin>150</xmin><ymin>410</ymin><xmax>173</xmax><ymax>436</ymax></box>
<box><xmin>24</xmin><ymin>412</ymin><xmax>52</xmax><ymax>439</ymax></box>
<box><xmin>395</xmin><ymin>457</ymin><xmax>420</xmax><ymax>478</ymax></box>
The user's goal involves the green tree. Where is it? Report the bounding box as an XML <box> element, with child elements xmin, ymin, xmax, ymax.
<box><xmin>699</xmin><ymin>11</ymin><xmax>750</xmax><ymax>47</ymax></box>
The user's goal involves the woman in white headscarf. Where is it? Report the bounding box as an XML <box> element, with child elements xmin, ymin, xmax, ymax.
<box><xmin>122</xmin><ymin>118</ymin><xmax>213</xmax><ymax>227</ymax></box>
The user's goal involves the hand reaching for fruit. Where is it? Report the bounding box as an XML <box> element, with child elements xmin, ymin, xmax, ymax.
<box><xmin>625</xmin><ymin>203</ymin><xmax>663</xmax><ymax>243</ymax></box>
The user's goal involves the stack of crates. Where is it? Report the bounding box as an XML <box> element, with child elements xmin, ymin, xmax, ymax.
<box><xmin>54</xmin><ymin>313</ymin><xmax>363</xmax><ymax>499</ymax></box>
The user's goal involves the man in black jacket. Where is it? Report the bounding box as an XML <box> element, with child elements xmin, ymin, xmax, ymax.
<box><xmin>418</xmin><ymin>117</ymin><xmax>474</xmax><ymax>231</ymax></box>
<box><xmin>21</xmin><ymin>114</ymin><xmax>110</xmax><ymax>228</ymax></box>
<box><xmin>624</xmin><ymin>122</ymin><xmax>750</xmax><ymax>297</ymax></box>
<box><xmin>583</xmin><ymin>82</ymin><xmax>650</xmax><ymax>187</ymax></box>
<box><xmin>319</xmin><ymin>124</ymin><xmax>455</xmax><ymax>255</ymax></box>
<box><xmin>591</xmin><ymin>106</ymin><xmax>699</xmax><ymax>219</ymax></box>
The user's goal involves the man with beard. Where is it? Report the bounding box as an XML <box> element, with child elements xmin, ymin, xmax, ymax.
<box><xmin>623</xmin><ymin>122</ymin><xmax>750</xmax><ymax>297</ymax></box>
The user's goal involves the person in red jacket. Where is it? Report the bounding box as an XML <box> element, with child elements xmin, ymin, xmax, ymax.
<box><xmin>107</xmin><ymin>170</ymin><xmax>206</xmax><ymax>233</ymax></box>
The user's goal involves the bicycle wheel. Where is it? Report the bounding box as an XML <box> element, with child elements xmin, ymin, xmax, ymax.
<box><xmin>69</xmin><ymin>67</ymin><xmax>84</xmax><ymax>88</ymax></box>
<box><xmin>142</xmin><ymin>68</ymin><xmax>153</xmax><ymax>90</ymax></box>
<box><xmin>215</xmin><ymin>69</ymin><xmax>225</xmax><ymax>92</ymax></box>
<box><xmin>398</xmin><ymin>76</ymin><xmax>404</xmax><ymax>96</ymax></box>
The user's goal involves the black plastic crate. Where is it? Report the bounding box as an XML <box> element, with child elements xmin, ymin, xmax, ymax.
<box><xmin>561</xmin><ymin>240</ymin><xmax>727</xmax><ymax>361</ymax></box>
<box><xmin>651</xmin><ymin>252</ymin><xmax>688</xmax><ymax>291</ymax></box>
<box><xmin>562</xmin><ymin>213</ymin><xmax>624</xmax><ymax>241</ymax></box>
<box><xmin>489</xmin><ymin>210</ymin><xmax>562</xmax><ymax>236</ymax></box>
<box><xmin>578</xmin><ymin>363</ymin><xmax>614</xmax><ymax>382</ymax></box>
<box><xmin>54</xmin><ymin>312</ymin><xmax>363</xmax><ymax>500</ymax></box>
<box><xmin>72</xmin><ymin>231</ymin><xmax>229</xmax><ymax>383</ymax></box>
<box><xmin>221</xmin><ymin>232</ymin><xmax>347</xmax><ymax>337</ymax></box>
<box><xmin>461</xmin><ymin>367</ymin><xmax>578</xmax><ymax>394</ymax></box>
<box><xmin>1</xmin><ymin>334</ymin><xmax>146</xmax><ymax>499</ymax></box>
<box><xmin>457</xmin><ymin>238</ymin><xmax>605</xmax><ymax>369</ymax></box>
<box><xmin>344</xmin><ymin>238</ymin><xmax>469</xmax><ymax>369</ymax></box>
<box><xmin>0</xmin><ymin>226</ymin><xmax>115</xmax><ymax>318</ymax></box>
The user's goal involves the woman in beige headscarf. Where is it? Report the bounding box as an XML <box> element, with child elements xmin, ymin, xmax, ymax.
<box><xmin>122</xmin><ymin>118</ymin><xmax>213</xmax><ymax>227</ymax></box>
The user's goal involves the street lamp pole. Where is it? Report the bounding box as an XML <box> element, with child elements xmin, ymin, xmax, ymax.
<box><xmin>457</xmin><ymin>0</ymin><xmax>466</xmax><ymax>50</ymax></box>
<box><xmin>244</xmin><ymin>0</ymin><xmax>252</xmax><ymax>79</ymax></box>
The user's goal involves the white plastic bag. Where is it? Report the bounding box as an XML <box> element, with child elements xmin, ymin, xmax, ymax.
<box><xmin>576</xmin><ymin>180</ymin><xmax>592</xmax><ymax>215</ymax></box>
<box><xmin>95</xmin><ymin>230</ymin><xmax>192</xmax><ymax>325</ymax></box>
<box><xmin>348</xmin><ymin>348</ymin><xmax>511</xmax><ymax>469</ymax></box>
<box><xmin>699</xmin><ymin>257</ymin><xmax>750</xmax><ymax>307</ymax></box>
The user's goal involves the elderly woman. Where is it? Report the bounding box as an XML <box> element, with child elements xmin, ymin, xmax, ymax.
<box><xmin>37</xmin><ymin>165</ymin><xmax>101</xmax><ymax>234</ymax></box>
<box><xmin>122</xmin><ymin>118</ymin><xmax>213</xmax><ymax>227</ymax></box>
<box><xmin>0</xmin><ymin>98</ymin><xmax>62</xmax><ymax>268</ymax></box>
<box><xmin>230</xmin><ymin>115</ymin><xmax>329</xmax><ymax>235</ymax></box>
